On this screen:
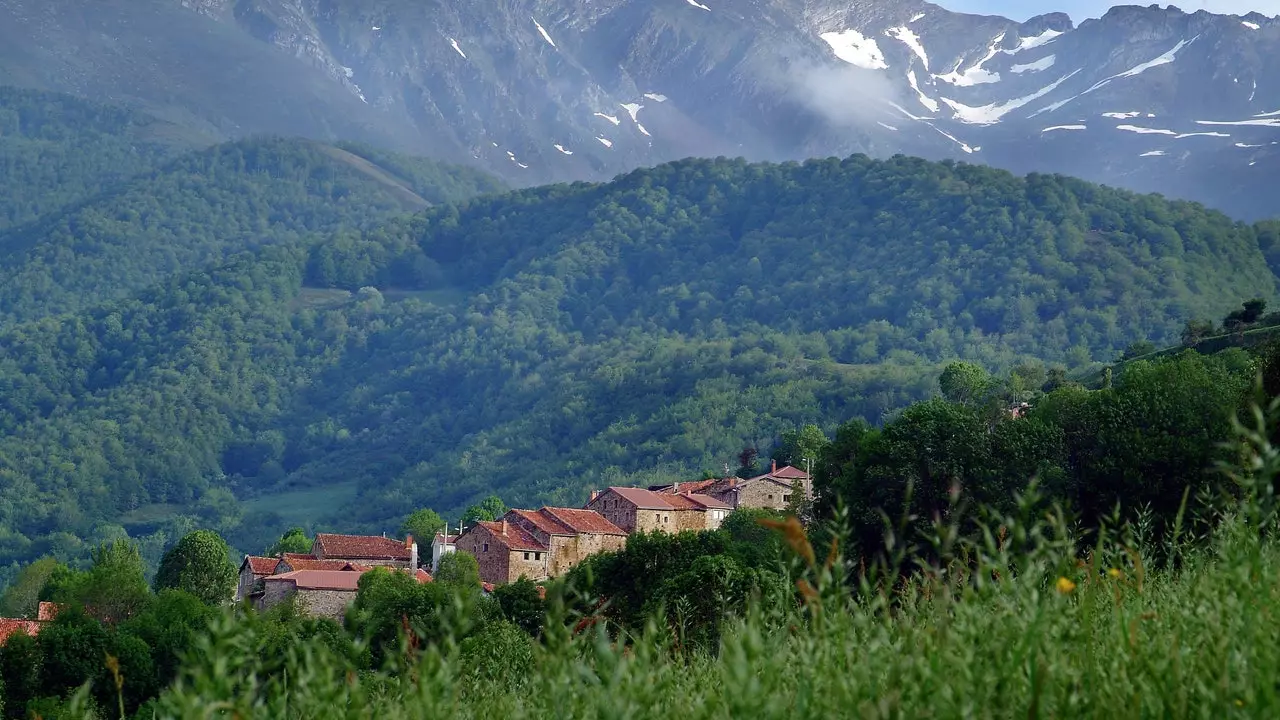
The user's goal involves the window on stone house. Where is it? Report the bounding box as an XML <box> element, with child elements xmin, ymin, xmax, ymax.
<box><xmin>535</xmin><ymin>552</ymin><xmax>541</xmax><ymax>560</ymax></box>
<box><xmin>783</xmin><ymin>495</ymin><xmax>791</xmax><ymax>502</ymax></box>
<box><xmin>664</xmin><ymin>515</ymin><xmax>669</xmax><ymax>523</ymax></box>
<box><xmin>768</xmin><ymin>495</ymin><xmax>774</xmax><ymax>501</ymax></box>
<box><xmin>524</xmin><ymin>552</ymin><xmax>530</xmax><ymax>560</ymax></box>
<box><xmin>655</xmin><ymin>513</ymin><xmax>660</xmax><ymax>523</ymax></box>
<box><xmin>483</xmin><ymin>543</ymin><xmax>489</xmax><ymax>552</ymax></box>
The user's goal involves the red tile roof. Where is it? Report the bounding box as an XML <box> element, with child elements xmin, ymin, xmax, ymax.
<box><xmin>266</xmin><ymin>569</ymin><xmax>365</xmax><ymax>591</ymax></box>
<box><xmin>242</xmin><ymin>556</ymin><xmax>278</xmax><ymax>575</ymax></box>
<box><xmin>475</xmin><ymin>521</ymin><xmax>548</xmax><ymax>551</ymax></box>
<box><xmin>0</xmin><ymin>619</ymin><xmax>43</xmax><ymax>645</ymax></box>
<box><xmin>669</xmin><ymin>493</ymin><xmax>732</xmax><ymax>510</ymax></box>
<box><xmin>283</xmin><ymin>558</ymin><xmax>365</xmax><ymax>572</ymax></box>
<box><xmin>605</xmin><ymin>486</ymin><xmax>677</xmax><ymax>510</ymax></box>
<box><xmin>509</xmin><ymin>508</ymin><xmax>571</xmax><ymax>537</ymax></box>
<box><xmin>265</xmin><ymin>567</ymin><xmax>429</xmax><ymax>592</ymax></box>
<box><xmin>540</xmin><ymin>507</ymin><xmax>626</xmax><ymax>535</ymax></box>
<box><xmin>313</xmin><ymin>533</ymin><xmax>412</xmax><ymax>561</ymax></box>
<box><xmin>36</xmin><ymin>602</ymin><xmax>61</xmax><ymax>622</ymax></box>
<box><xmin>282</xmin><ymin>553</ymin><xmax>317</xmax><ymax>561</ymax></box>
<box><xmin>649</xmin><ymin>479</ymin><xmax>719</xmax><ymax>495</ymax></box>
<box><xmin>745</xmin><ymin>465</ymin><xmax>809</xmax><ymax>483</ymax></box>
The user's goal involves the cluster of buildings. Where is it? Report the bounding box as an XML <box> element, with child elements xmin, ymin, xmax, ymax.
<box><xmin>238</xmin><ymin>463</ymin><xmax>810</xmax><ymax>619</ymax></box>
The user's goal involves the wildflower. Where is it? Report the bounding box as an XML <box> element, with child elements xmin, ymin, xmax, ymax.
<box><xmin>1107</xmin><ymin>568</ymin><xmax>1122</xmax><ymax>579</ymax></box>
<box><xmin>1056</xmin><ymin>576</ymin><xmax>1077</xmax><ymax>594</ymax></box>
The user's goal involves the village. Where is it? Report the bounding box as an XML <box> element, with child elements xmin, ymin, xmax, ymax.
<box><xmin>232</xmin><ymin>463</ymin><xmax>811</xmax><ymax>621</ymax></box>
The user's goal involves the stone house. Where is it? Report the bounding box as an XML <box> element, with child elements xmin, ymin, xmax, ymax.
<box><xmin>650</xmin><ymin>462</ymin><xmax>811</xmax><ymax>512</ymax></box>
<box><xmin>431</xmin><ymin>533</ymin><xmax>457</xmax><ymax>573</ymax></box>
<box><xmin>236</xmin><ymin>555</ymin><xmax>279</xmax><ymax>603</ymax></box>
<box><xmin>258</xmin><ymin>567</ymin><xmax>431</xmax><ymax>622</ymax></box>
<box><xmin>585</xmin><ymin>487</ymin><xmax>731</xmax><ymax>534</ymax></box>
<box><xmin>455</xmin><ymin>508</ymin><xmax>627</xmax><ymax>587</ymax></box>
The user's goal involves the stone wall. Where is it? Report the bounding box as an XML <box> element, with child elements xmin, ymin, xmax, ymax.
<box><xmin>735</xmin><ymin>480</ymin><xmax>792</xmax><ymax>511</ymax></box>
<box><xmin>586</xmin><ymin>494</ymin><xmax>638</xmax><ymax>533</ymax></box>
<box><xmin>672</xmin><ymin>509</ymin><xmax>708</xmax><ymax>533</ymax></box>
<box><xmin>295</xmin><ymin>589</ymin><xmax>357</xmax><ymax>622</ymax></box>
<box><xmin>236</xmin><ymin>566</ymin><xmax>258</xmax><ymax>602</ymax></box>
<box><xmin>547</xmin><ymin>533</ymin><xmax>626</xmax><ymax>576</ymax></box>
<box><xmin>456</xmin><ymin>526</ymin><xmax>510</xmax><ymax>586</ymax></box>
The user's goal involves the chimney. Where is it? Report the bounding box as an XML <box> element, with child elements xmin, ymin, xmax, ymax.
<box><xmin>406</xmin><ymin>535</ymin><xmax>418</xmax><ymax>569</ymax></box>
<box><xmin>772</xmin><ymin>459</ymin><xmax>777</xmax><ymax>474</ymax></box>
<box><xmin>729</xmin><ymin>478</ymin><xmax>736</xmax><ymax>487</ymax></box>
<box><xmin>674</xmin><ymin>481</ymin><xmax>680</xmax><ymax>493</ymax></box>
<box><xmin>589</xmin><ymin>489</ymin><xmax>599</xmax><ymax>503</ymax></box>
<box><xmin>501</xmin><ymin>519</ymin><xmax>509</xmax><ymax>536</ymax></box>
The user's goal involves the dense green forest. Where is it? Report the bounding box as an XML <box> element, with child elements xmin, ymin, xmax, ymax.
<box><xmin>1</xmin><ymin>115</ymin><xmax>1279</xmax><ymax>577</ymax></box>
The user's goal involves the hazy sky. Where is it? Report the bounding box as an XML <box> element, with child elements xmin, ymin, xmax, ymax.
<box><xmin>936</xmin><ymin>1</ymin><xmax>1280</xmax><ymax>21</ymax></box>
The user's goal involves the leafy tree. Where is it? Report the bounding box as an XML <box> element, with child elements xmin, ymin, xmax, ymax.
<box><xmin>77</xmin><ymin>540</ymin><xmax>151</xmax><ymax>624</ymax></box>
<box><xmin>435</xmin><ymin>552</ymin><xmax>482</xmax><ymax>591</ymax></box>
<box><xmin>36</xmin><ymin>608</ymin><xmax>111</xmax><ymax>699</ymax></box>
<box><xmin>154</xmin><ymin>531</ymin><xmax>237</xmax><ymax>606</ymax></box>
<box><xmin>1120</xmin><ymin>341</ymin><xmax>1158</xmax><ymax>361</ymax></box>
<box><xmin>0</xmin><ymin>630</ymin><xmax>42</xmax><ymax>719</ymax></box>
<box><xmin>266</xmin><ymin>528</ymin><xmax>312</xmax><ymax>556</ymax></box>
<box><xmin>720</xmin><ymin>508</ymin><xmax>786</xmax><ymax>568</ymax></box>
<box><xmin>736</xmin><ymin>447</ymin><xmax>760</xmax><ymax>478</ymax></box>
<box><xmin>939</xmin><ymin>361</ymin><xmax>994</xmax><ymax>406</ymax></box>
<box><xmin>400</xmin><ymin>509</ymin><xmax>445</xmax><ymax>547</ymax></box>
<box><xmin>772</xmin><ymin>424</ymin><xmax>829</xmax><ymax>472</ymax></box>
<box><xmin>1181</xmin><ymin>319</ymin><xmax>1216</xmax><ymax>347</ymax></box>
<box><xmin>461</xmin><ymin>496</ymin><xmax>507</xmax><ymax>526</ymax></box>
<box><xmin>457</xmin><ymin>620</ymin><xmax>534</xmax><ymax>689</ymax></box>
<box><xmin>0</xmin><ymin>557</ymin><xmax>58</xmax><ymax>618</ymax></box>
<box><xmin>120</xmin><ymin>590</ymin><xmax>215</xmax><ymax>689</ymax></box>
<box><xmin>491</xmin><ymin>578</ymin><xmax>545</xmax><ymax>637</ymax></box>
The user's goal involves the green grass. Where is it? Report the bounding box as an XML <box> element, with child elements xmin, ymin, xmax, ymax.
<box><xmin>241</xmin><ymin>481</ymin><xmax>360</xmax><ymax>528</ymax></box>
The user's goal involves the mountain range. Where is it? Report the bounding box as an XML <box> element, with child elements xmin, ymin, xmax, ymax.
<box><xmin>0</xmin><ymin>0</ymin><xmax>1275</xmax><ymax>219</ymax></box>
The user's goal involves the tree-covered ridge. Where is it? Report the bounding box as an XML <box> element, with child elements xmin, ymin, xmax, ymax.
<box><xmin>0</xmin><ymin>151</ymin><xmax>1274</xmax><ymax>579</ymax></box>
<box><xmin>0</xmin><ymin>86</ymin><xmax>203</xmax><ymax>231</ymax></box>
<box><xmin>312</xmin><ymin>155</ymin><xmax>1277</xmax><ymax>363</ymax></box>
<box><xmin>0</xmin><ymin>136</ymin><xmax>505</xmax><ymax>324</ymax></box>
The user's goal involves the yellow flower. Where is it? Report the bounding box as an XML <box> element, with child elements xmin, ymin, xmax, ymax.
<box><xmin>1056</xmin><ymin>576</ymin><xmax>1077</xmax><ymax>594</ymax></box>
<box><xmin>1107</xmin><ymin>568</ymin><xmax>1122</xmax><ymax>579</ymax></box>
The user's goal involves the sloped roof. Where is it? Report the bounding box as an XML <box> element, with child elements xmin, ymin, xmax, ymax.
<box><xmin>242</xmin><ymin>555</ymin><xmax>278</xmax><ymax>575</ymax></box>
<box><xmin>745</xmin><ymin>465</ymin><xmax>809</xmax><ymax>483</ymax></box>
<box><xmin>0</xmin><ymin>619</ymin><xmax>43</xmax><ymax>645</ymax></box>
<box><xmin>474</xmin><ymin>521</ymin><xmax>548</xmax><ymax>551</ymax></box>
<box><xmin>266</xmin><ymin>569</ymin><xmax>365</xmax><ymax>591</ymax></box>
<box><xmin>265</xmin><ymin>567</ymin><xmax>429</xmax><ymax>592</ymax></box>
<box><xmin>313</xmin><ymin>533</ymin><xmax>412</xmax><ymax>560</ymax></box>
<box><xmin>606</xmin><ymin>486</ymin><xmax>677</xmax><ymax>510</ymax></box>
<box><xmin>283</xmin><ymin>558</ymin><xmax>365</xmax><ymax>572</ymax></box>
<box><xmin>509</xmin><ymin>508</ymin><xmax>572</xmax><ymax>537</ymax></box>
<box><xmin>671</xmin><ymin>493</ymin><xmax>732</xmax><ymax>510</ymax></box>
<box><xmin>540</xmin><ymin>507</ymin><xmax>626</xmax><ymax>535</ymax></box>
<box><xmin>648</xmin><ymin>479</ymin><xmax>719</xmax><ymax>495</ymax></box>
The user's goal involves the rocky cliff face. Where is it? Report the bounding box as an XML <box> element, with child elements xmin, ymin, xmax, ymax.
<box><xmin>1</xmin><ymin>0</ymin><xmax>1276</xmax><ymax>218</ymax></box>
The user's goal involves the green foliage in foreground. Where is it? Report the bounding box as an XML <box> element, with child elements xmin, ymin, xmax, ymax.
<box><xmin>152</xmin><ymin>459</ymin><xmax>1280</xmax><ymax>719</ymax></box>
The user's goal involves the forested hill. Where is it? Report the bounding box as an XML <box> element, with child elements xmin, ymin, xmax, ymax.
<box><xmin>0</xmin><ymin>135</ymin><xmax>505</xmax><ymax>324</ymax></box>
<box><xmin>0</xmin><ymin>152</ymin><xmax>1274</xmax><ymax>579</ymax></box>
<box><xmin>311</xmin><ymin>155</ymin><xmax>1277</xmax><ymax>361</ymax></box>
<box><xmin>0</xmin><ymin>86</ymin><xmax>206</xmax><ymax>230</ymax></box>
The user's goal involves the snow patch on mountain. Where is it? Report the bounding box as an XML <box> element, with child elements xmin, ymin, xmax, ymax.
<box><xmin>1175</xmin><ymin>131</ymin><xmax>1230</xmax><ymax>138</ymax></box>
<box><xmin>620</xmin><ymin>103</ymin><xmax>643</xmax><ymax>122</ymax></box>
<box><xmin>1242</xmin><ymin>21</ymin><xmax>1260</xmax><ymax>30</ymax></box>
<box><xmin>449</xmin><ymin>38</ymin><xmax>466</xmax><ymax>58</ymax></box>
<box><xmin>936</xmin><ymin>34</ymin><xmax>1004</xmax><ymax>86</ymax></box>
<box><xmin>532</xmin><ymin>18</ymin><xmax>556</xmax><ymax>47</ymax></box>
<box><xmin>1033</xmin><ymin>38</ymin><xmax>1197</xmax><ymax>116</ymax></box>
<box><xmin>821</xmin><ymin>30</ymin><xmax>889</xmax><ymax>70</ymax></box>
<box><xmin>1009</xmin><ymin>29</ymin><xmax>1062</xmax><ymax>53</ymax></box>
<box><xmin>684</xmin><ymin>0</ymin><xmax>711</xmax><ymax>10</ymax></box>
<box><xmin>1103</xmin><ymin>112</ymin><xmax>1142</xmax><ymax>119</ymax></box>
<box><xmin>908</xmin><ymin>69</ymin><xmax>940</xmax><ymax>112</ymax></box>
<box><xmin>1140</xmin><ymin>150</ymin><xmax>1167</xmax><ymax>156</ymax></box>
<box><xmin>554</xmin><ymin>144</ymin><xmax>573</xmax><ymax>155</ymax></box>
<box><xmin>1011</xmin><ymin>55</ymin><xmax>1054</xmax><ymax>74</ymax></box>
<box><xmin>594</xmin><ymin>113</ymin><xmax>621</xmax><ymax>125</ymax></box>
<box><xmin>886</xmin><ymin>26</ymin><xmax>929</xmax><ymax>70</ymax></box>
<box><xmin>1043</xmin><ymin>125</ymin><xmax>1086</xmax><ymax>131</ymax></box>
<box><xmin>644</xmin><ymin>93</ymin><xmax>668</xmax><ymax>102</ymax></box>
<box><xmin>596</xmin><ymin>137</ymin><xmax>613</xmax><ymax>147</ymax></box>
<box><xmin>931</xmin><ymin>125</ymin><xmax>977</xmax><ymax>153</ymax></box>
<box><xmin>1117</xmin><ymin>125</ymin><xmax>1175</xmax><ymax>135</ymax></box>
<box><xmin>910</xmin><ymin>13</ymin><xmax>926</xmax><ymax>23</ymax></box>
<box><xmin>944</xmin><ymin>69</ymin><xmax>1080</xmax><ymax>124</ymax></box>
